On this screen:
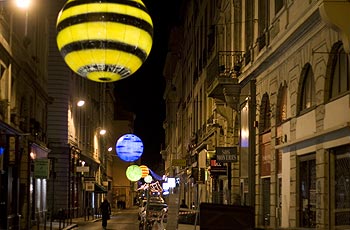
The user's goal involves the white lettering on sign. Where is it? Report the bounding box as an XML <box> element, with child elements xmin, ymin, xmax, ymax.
<box><xmin>216</xmin><ymin>154</ymin><xmax>237</xmax><ymax>162</ymax></box>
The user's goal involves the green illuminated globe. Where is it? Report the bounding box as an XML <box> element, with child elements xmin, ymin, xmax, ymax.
<box><xmin>126</xmin><ymin>165</ymin><xmax>142</xmax><ymax>182</ymax></box>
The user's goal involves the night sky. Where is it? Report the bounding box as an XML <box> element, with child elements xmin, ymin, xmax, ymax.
<box><xmin>114</xmin><ymin>1</ymin><xmax>182</xmax><ymax>173</ymax></box>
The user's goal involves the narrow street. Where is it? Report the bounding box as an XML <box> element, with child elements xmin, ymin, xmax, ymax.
<box><xmin>76</xmin><ymin>208</ymin><xmax>139</xmax><ymax>230</ymax></box>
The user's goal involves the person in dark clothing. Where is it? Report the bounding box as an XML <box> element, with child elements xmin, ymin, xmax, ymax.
<box><xmin>180</xmin><ymin>199</ymin><xmax>188</xmax><ymax>208</ymax></box>
<box><xmin>100</xmin><ymin>197</ymin><xmax>111</xmax><ymax>230</ymax></box>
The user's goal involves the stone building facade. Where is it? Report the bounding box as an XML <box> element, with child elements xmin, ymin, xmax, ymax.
<box><xmin>163</xmin><ymin>0</ymin><xmax>350</xmax><ymax>229</ymax></box>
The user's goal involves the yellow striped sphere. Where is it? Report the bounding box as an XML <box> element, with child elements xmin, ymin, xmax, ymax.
<box><xmin>56</xmin><ymin>0</ymin><xmax>153</xmax><ymax>82</ymax></box>
<box><xmin>139</xmin><ymin>165</ymin><xmax>149</xmax><ymax>178</ymax></box>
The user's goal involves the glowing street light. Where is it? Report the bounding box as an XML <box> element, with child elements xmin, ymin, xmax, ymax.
<box><xmin>15</xmin><ymin>0</ymin><xmax>30</xmax><ymax>8</ymax></box>
<box><xmin>77</xmin><ymin>100</ymin><xmax>85</xmax><ymax>107</ymax></box>
<box><xmin>99</xmin><ymin>129</ymin><xmax>106</xmax><ymax>135</ymax></box>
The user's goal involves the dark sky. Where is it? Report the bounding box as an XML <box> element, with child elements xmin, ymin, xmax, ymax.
<box><xmin>114</xmin><ymin>1</ymin><xmax>182</xmax><ymax>172</ymax></box>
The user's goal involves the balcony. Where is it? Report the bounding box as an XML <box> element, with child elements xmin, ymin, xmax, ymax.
<box><xmin>206</xmin><ymin>51</ymin><xmax>243</xmax><ymax>109</ymax></box>
<box><xmin>319</xmin><ymin>0</ymin><xmax>350</xmax><ymax>52</ymax></box>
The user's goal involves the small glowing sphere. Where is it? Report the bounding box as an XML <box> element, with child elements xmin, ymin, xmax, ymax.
<box><xmin>126</xmin><ymin>165</ymin><xmax>142</xmax><ymax>182</ymax></box>
<box><xmin>144</xmin><ymin>175</ymin><xmax>152</xmax><ymax>183</ymax></box>
<box><xmin>56</xmin><ymin>0</ymin><xmax>153</xmax><ymax>82</ymax></box>
<box><xmin>116</xmin><ymin>134</ymin><xmax>143</xmax><ymax>162</ymax></box>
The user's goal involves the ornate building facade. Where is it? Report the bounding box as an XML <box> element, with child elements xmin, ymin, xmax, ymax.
<box><xmin>162</xmin><ymin>0</ymin><xmax>350</xmax><ymax>229</ymax></box>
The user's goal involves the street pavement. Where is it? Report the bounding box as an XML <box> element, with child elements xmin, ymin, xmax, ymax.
<box><xmin>31</xmin><ymin>206</ymin><xmax>199</xmax><ymax>230</ymax></box>
<box><xmin>31</xmin><ymin>206</ymin><xmax>139</xmax><ymax>230</ymax></box>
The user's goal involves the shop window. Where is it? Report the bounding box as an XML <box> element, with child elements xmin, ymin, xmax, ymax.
<box><xmin>331</xmin><ymin>145</ymin><xmax>350</xmax><ymax>228</ymax></box>
<box><xmin>261</xmin><ymin>177</ymin><xmax>271</xmax><ymax>226</ymax></box>
<box><xmin>299</xmin><ymin>155</ymin><xmax>316</xmax><ymax>228</ymax></box>
<box><xmin>260</xmin><ymin>133</ymin><xmax>271</xmax><ymax>176</ymax></box>
<box><xmin>277</xmin><ymin>177</ymin><xmax>282</xmax><ymax>227</ymax></box>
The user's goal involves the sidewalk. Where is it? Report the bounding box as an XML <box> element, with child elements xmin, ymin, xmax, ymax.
<box><xmin>30</xmin><ymin>214</ymin><xmax>101</xmax><ymax>230</ymax></box>
<box><xmin>30</xmin><ymin>207</ymin><xmax>136</xmax><ymax>230</ymax></box>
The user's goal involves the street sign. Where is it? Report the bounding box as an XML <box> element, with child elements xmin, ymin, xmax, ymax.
<box><xmin>34</xmin><ymin>159</ymin><xmax>50</xmax><ymax>179</ymax></box>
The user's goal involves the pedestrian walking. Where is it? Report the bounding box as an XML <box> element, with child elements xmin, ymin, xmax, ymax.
<box><xmin>100</xmin><ymin>197</ymin><xmax>111</xmax><ymax>230</ymax></box>
<box><xmin>180</xmin><ymin>199</ymin><xmax>188</xmax><ymax>208</ymax></box>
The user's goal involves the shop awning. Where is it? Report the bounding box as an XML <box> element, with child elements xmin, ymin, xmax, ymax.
<box><xmin>94</xmin><ymin>183</ymin><xmax>107</xmax><ymax>193</ymax></box>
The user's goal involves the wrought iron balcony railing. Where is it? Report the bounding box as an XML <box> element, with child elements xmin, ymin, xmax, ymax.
<box><xmin>206</xmin><ymin>51</ymin><xmax>244</xmax><ymax>88</ymax></box>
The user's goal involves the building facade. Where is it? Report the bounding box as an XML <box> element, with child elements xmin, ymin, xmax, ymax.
<box><xmin>48</xmin><ymin>0</ymin><xmax>136</xmax><ymax>221</ymax></box>
<box><xmin>0</xmin><ymin>0</ymin><xmax>51</xmax><ymax>229</ymax></box>
<box><xmin>162</xmin><ymin>0</ymin><xmax>350</xmax><ymax>229</ymax></box>
<box><xmin>0</xmin><ymin>1</ymin><xmax>137</xmax><ymax>229</ymax></box>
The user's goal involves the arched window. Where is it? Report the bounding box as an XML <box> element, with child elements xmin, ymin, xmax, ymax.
<box><xmin>298</xmin><ymin>63</ymin><xmax>315</xmax><ymax>113</ymax></box>
<box><xmin>329</xmin><ymin>45</ymin><xmax>350</xmax><ymax>98</ymax></box>
<box><xmin>276</xmin><ymin>82</ymin><xmax>287</xmax><ymax>125</ymax></box>
<box><xmin>259</xmin><ymin>93</ymin><xmax>271</xmax><ymax>133</ymax></box>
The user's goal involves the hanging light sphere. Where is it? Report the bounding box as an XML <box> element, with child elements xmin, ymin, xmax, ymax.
<box><xmin>139</xmin><ymin>165</ymin><xmax>149</xmax><ymax>178</ymax></box>
<box><xmin>126</xmin><ymin>165</ymin><xmax>142</xmax><ymax>182</ymax></box>
<box><xmin>56</xmin><ymin>0</ymin><xmax>153</xmax><ymax>82</ymax></box>
<box><xmin>144</xmin><ymin>175</ymin><xmax>152</xmax><ymax>183</ymax></box>
<box><xmin>115</xmin><ymin>134</ymin><xmax>144</xmax><ymax>162</ymax></box>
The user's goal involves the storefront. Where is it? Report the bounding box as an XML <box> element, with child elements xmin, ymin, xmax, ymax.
<box><xmin>0</xmin><ymin>121</ymin><xmax>25</xmax><ymax>230</ymax></box>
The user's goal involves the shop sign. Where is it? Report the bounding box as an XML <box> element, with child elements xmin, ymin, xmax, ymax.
<box><xmin>84</xmin><ymin>176</ymin><xmax>95</xmax><ymax>182</ymax></box>
<box><xmin>9</xmin><ymin>136</ymin><xmax>16</xmax><ymax>165</ymax></box>
<box><xmin>191</xmin><ymin>167</ymin><xmax>205</xmax><ymax>184</ymax></box>
<box><xmin>85</xmin><ymin>181</ymin><xmax>94</xmax><ymax>191</ymax></box>
<box><xmin>172</xmin><ymin>159</ymin><xmax>187</xmax><ymax>167</ymax></box>
<box><xmin>76</xmin><ymin>166</ymin><xmax>89</xmax><ymax>173</ymax></box>
<box><xmin>34</xmin><ymin>159</ymin><xmax>50</xmax><ymax>179</ymax></box>
<box><xmin>209</xmin><ymin>166</ymin><xmax>227</xmax><ymax>175</ymax></box>
<box><xmin>216</xmin><ymin>147</ymin><xmax>238</xmax><ymax>163</ymax></box>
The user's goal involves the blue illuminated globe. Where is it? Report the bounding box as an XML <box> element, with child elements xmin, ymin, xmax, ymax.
<box><xmin>116</xmin><ymin>134</ymin><xmax>144</xmax><ymax>162</ymax></box>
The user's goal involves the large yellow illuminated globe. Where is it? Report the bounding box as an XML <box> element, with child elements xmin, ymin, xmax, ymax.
<box><xmin>56</xmin><ymin>0</ymin><xmax>153</xmax><ymax>82</ymax></box>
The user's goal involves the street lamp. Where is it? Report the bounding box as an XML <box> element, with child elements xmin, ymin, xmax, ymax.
<box><xmin>15</xmin><ymin>0</ymin><xmax>30</xmax><ymax>8</ymax></box>
<box><xmin>77</xmin><ymin>100</ymin><xmax>85</xmax><ymax>107</ymax></box>
<box><xmin>99</xmin><ymin>129</ymin><xmax>107</xmax><ymax>135</ymax></box>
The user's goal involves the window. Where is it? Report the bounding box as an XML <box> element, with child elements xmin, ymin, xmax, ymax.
<box><xmin>299</xmin><ymin>155</ymin><xmax>316</xmax><ymax>228</ymax></box>
<box><xmin>245</xmin><ymin>0</ymin><xmax>254</xmax><ymax>52</ymax></box>
<box><xmin>330</xmin><ymin>145</ymin><xmax>350</xmax><ymax>228</ymax></box>
<box><xmin>258</xmin><ymin>0</ymin><xmax>269</xmax><ymax>50</ymax></box>
<box><xmin>330</xmin><ymin>44</ymin><xmax>350</xmax><ymax>98</ymax></box>
<box><xmin>275</xmin><ymin>0</ymin><xmax>284</xmax><ymax>14</ymax></box>
<box><xmin>276</xmin><ymin>82</ymin><xmax>287</xmax><ymax>125</ymax></box>
<box><xmin>259</xmin><ymin>93</ymin><xmax>271</xmax><ymax>133</ymax></box>
<box><xmin>299</xmin><ymin>63</ymin><xmax>315</xmax><ymax>113</ymax></box>
<box><xmin>261</xmin><ymin>178</ymin><xmax>271</xmax><ymax>226</ymax></box>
